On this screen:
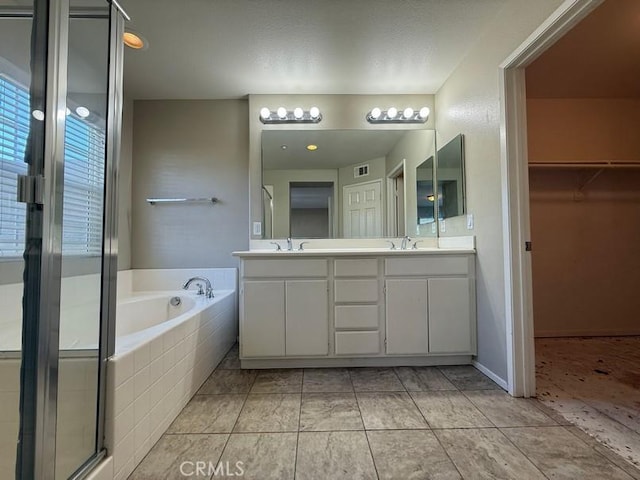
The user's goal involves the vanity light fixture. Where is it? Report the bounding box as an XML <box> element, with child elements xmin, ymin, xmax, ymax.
<box><xmin>259</xmin><ymin>107</ymin><xmax>322</xmax><ymax>124</ymax></box>
<box><xmin>366</xmin><ymin>106</ymin><xmax>430</xmax><ymax>124</ymax></box>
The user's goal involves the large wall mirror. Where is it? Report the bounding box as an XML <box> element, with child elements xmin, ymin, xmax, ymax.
<box><xmin>437</xmin><ymin>134</ymin><xmax>465</xmax><ymax>219</ymax></box>
<box><xmin>261</xmin><ymin>129</ymin><xmax>437</xmax><ymax>239</ymax></box>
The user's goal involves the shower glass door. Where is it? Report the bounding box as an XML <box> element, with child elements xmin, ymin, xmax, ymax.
<box><xmin>0</xmin><ymin>1</ymin><xmax>124</xmax><ymax>478</ymax></box>
<box><xmin>0</xmin><ymin>2</ymin><xmax>48</xmax><ymax>479</ymax></box>
<box><xmin>55</xmin><ymin>2</ymin><xmax>111</xmax><ymax>478</ymax></box>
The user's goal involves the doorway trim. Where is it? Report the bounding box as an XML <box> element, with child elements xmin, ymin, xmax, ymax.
<box><xmin>500</xmin><ymin>0</ymin><xmax>604</xmax><ymax>396</ymax></box>
<box><xmin>386</xmin><ymin>159</ymin><xmax>406</xmax><ymax>237</ymax></box>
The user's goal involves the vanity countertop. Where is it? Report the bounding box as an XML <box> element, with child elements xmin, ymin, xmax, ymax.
<box><xmin>232</xmin><ymin>247</ymin><xmax>475</xmax><ymax>257</ymax></box>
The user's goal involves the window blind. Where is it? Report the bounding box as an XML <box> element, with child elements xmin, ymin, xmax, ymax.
<box><xmin>0</xmin><ymin>75</ymin><xmax>105</xmax><ymax>258</ymax></box>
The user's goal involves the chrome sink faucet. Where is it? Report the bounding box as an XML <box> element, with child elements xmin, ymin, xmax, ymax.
<box><xmin>286</xmin><ymin>237</ymin><xmax>293</xmax><ymax>251</ymax></box>
<box><xmin>400</xmin><ymin>236</ymin><xmax>412</xmax><ymax>250</ymax></box>
<box><xmin>183</xmin><ymin>276</ymin><xmax>214</xmax><ymax>298</ymax></box>
<box><xmin>270</xmin><ymin>241</ymin><xmax>282</xmax><ymax>251</ymax></box>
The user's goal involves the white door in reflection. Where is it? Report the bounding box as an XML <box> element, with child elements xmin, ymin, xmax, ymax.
<box><xmin>343</xmin><ymin>180</ymin><xmax>382</xmax><ymax>238</ymax></box>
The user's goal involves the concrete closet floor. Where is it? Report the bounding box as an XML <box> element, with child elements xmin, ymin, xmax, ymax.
<box><xmin>128</xmin><ymin>343</ymin><xmax>640</xmax><ymax>479</ymax></box>
<box><xmin>536</xmin><ymin>336</ymin><xmax>640</xmax><ymax>471</ymax></box>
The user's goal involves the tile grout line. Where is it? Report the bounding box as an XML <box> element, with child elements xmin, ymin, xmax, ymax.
<box><xmin>209</xmin><ymin>368</ymin><xmax>258</xmax><ymax>480</ymax></box>
<box><xmin>401</xmin><ymin>381</ymin><xmax>468</xmax><ymax>480</ymax></box>
<box><xmin>350</xmin><ymin>370</ymin><xmax>381</xmax><ymax>480</ymax></box>
<box><xmin>293</xmin><ymin>370</ymin><xmax>305</xmax><ymax>480</ymax></box>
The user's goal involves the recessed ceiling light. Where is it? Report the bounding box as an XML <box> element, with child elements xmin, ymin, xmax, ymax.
<box><xmin>281</xmin><ymin>145</ymin><xmax>288</xmax><ymax>150</ymax></box>
<box><xmin>123</xmin><ymin>31</ymin><xmax>146</xmax><ymax>49</ymax></box>
<box><xmin>306</xmin><ymin>144</ymin><xmax>318</xmax><ymax>151</ymax></box>
<box><xmin>75</xmin><ymin>106</ymin><xmax>90</xmax><ymax>118</ymax></box>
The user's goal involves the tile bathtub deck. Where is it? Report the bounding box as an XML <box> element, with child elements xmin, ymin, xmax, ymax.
<box><xmin>129</xmin><ymin>345</ymin><xmax>640</xmax><ymax>480</ymax></box>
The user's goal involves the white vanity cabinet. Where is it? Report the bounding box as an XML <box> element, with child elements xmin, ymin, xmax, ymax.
<box><xmin>240</xmin><ymin>259</ymin><xmax>329</xmax><ymax>358</ymax></box>
<box><xmin>385</xmin><ymin>256</ymin><xmax>475</xmax><ymax>356</ymax></box>
<box><xmin>235</xmin><ymin>249</ymin><xmax>476</xmax><ymax>368</ymax></box>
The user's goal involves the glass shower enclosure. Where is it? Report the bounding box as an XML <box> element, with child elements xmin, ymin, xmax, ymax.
<box><xmin>0</xmin><ymin>0</ymin><xmax>125</xmax><ymax>478</ymax></box>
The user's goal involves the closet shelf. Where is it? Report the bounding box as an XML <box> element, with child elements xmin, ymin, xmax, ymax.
<box><xmin>529</xmin><ymin>161</ymin><xmax>640</xmax><ymax>193</ymax></box>
<box><xmin>529</xmin><ymin>161</ymin><xmax>640</xmax><ymax>169</ymax></box>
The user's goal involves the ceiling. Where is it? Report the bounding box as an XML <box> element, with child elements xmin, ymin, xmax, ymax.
<box><xmin>119</xmin><ymin>0</ymin><xmax>508</xmax><ymax>100</ymax></box>
<box><xmin>526</xmin><ymin>0</ymin><xmax>640</xmax><ymax>98</ymax></box>
<box><xmin>262</xmin><ymin>129</ymin><xmax>408</xmax><ymax>170</ymax></box>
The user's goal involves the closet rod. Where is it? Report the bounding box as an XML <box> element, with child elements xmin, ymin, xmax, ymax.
<box><xmin>529</xmin><ymin>162</ymin><xmax>640</xmax><ymax>169</ymax></box>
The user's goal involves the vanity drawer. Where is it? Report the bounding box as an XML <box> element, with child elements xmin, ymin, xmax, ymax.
<box><xmin>243</xmin><ymin>258</ymin><xmax>328</xmax><ymax>278</ymax></box>
<box><xmin>335</xmin><ymin>331</ymin><xmax>380</xmax><ymax>355</ymax></box>
<box><xmin>385</xmin><ymin>256</ymin><xmax>469</xmax><ymax>276</ymax></box>
<box><xmin>334</xmin><ymin>279</ymin><xmax>379</xmax><ymax>303</ymax></box>
<box><xmin>334</xmin><ymin>258</ymin><xmax>378</xmax><ymax>277</ymax></box>
<box><xmin>335</xmin><ymin>305</ymin><xmax>379</xmax><ymax>329</ymax></box>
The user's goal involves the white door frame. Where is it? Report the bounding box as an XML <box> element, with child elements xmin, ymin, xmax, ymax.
<box><xmin>386</xmin><ymin>160</ymin><xmax>406</xmax><ymax>237</ymax></box>
<box><xmin>500</xmin><ymin>0</ymin><xmax>604</xmax><ymax>396</ymax></box>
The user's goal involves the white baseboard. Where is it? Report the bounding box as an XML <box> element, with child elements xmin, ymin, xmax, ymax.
<box><xmin>535</xmin><ymin>330</ymin><xmax>640</xmax><ymax>338</ymax></box>
<box><xmin>472</xmin><ymin>360</ymin><xmax>508</xmax><ymax>391</ymax></box>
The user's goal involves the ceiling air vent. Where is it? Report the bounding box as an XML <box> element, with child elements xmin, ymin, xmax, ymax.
<box><xmin>354</xmin><ymin>164</ymin><xmax>369</xmax><ymax>178</ymax></box>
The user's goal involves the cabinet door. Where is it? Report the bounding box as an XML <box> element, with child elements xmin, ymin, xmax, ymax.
<box><xmin>242</xmin><ymin>281</ymin><xmax>285</xmax><ymax>357</ymax></box>
<box><xmin>385</xmin><ymin>279</ymin><xmax>428</xmax><ymax>354</ymax></box>
<box><xmin>428</xmin><ymin>278</ymin><xmax>472</xmax><ymax>353</ymax></box>
<box><xmin>286</xmin><ymin>280</ymin><xmax>329</xmax><ymax>356</ymax></box>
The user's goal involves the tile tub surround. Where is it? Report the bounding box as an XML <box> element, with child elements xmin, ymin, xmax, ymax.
<box><xmin>131</xmin><ymin>361</ymin><xmax>640</xmax><ymax>480</ymax></box>
<box><xmin>536</xmin><ymin>336</ymin><xmax>640</xmax><ymax>469</ymax></box>
<box><xmin>105</xmin><ymin>268</ymin><xmax>238</xmax><ymax>480</ymax></box>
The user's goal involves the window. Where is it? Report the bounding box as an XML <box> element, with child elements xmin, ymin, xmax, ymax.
<box><xmin>0</xmin><ymin>75</ymin><xmax>105</xmax><ymax>258</ymax></box>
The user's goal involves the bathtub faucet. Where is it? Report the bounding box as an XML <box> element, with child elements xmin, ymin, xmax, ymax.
<box><xmin>182</xmin><ymin>276</ymin><xmax>214</xmax><ymax>298</ymax></box>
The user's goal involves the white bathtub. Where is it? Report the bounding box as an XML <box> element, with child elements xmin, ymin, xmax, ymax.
<box><xmin>105</xmin><ymin>268</ymin><xmax>238</xmax><ymax>480</ymax></box>
<box><xmin>115</xmin><ymin>290</ymin><xmax>234</xmax><ymax>352</ymax></box>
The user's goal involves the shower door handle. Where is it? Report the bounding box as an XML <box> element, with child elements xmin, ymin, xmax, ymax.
<box><xmin>17</xmin><ymin>174</ymin><xmax>45</xmax><ymax>205</ymax></box>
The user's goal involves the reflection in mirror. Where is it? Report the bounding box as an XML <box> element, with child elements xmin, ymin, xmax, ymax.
<box><xmin>416</xmin><ymin>156</ymin><xmax>436</xmax><ymax>235</ymax></box>
<box><xmin>261</xmin><ymin>129</ymin><xmax>436</xmax><ymax>239</ymax></box>
<box><xmin>289</xmin><ymin>182</ymin><xmax>334</xmax><ymax>238</ymax></box>
<box><xmin>437</xmin><ymin>134</ymin><xmax>465</xmax><ymax>219</ymax></box>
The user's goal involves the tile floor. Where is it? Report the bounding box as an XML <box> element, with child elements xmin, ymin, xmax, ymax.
<box><xmin>536</xmin><ymin>336</ymin><xmax>640</xmax><ymax>470</ymax></box>
<box><xmin>129</xmin><ymin>343</ymin><xmax>640</xmax><ymax>479</ymax></box>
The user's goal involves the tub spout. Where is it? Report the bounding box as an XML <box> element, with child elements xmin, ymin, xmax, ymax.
<box><xmin>183</xmin><ymin>276</ymin><xmax>214</xmax><ymax>298</ymax></box>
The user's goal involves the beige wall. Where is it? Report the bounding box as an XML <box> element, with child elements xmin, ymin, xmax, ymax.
<box><xmin>130</xmin><ymin>100</ymin><xmax>249</xmax><ymax>268</ymax></box>
<box><xmin>117</xmin><ymin>98</ymin><xmax>133</xmax><ymax>270</ymax></box>
<box><xmin>527</xmin><ymin>98</ymin><xmax>640</xmax><ymax>162</ymax></box>
<box><xmin>527</xmin><ymin>98</ymin><xmax>640</xmax><ymax>336</ymax></box>
<box><xmin>529</xmin><ymin>170</ymin><xmax>640</xmax><ymax>336</ymax></box>
<box><xmin>434</xmin><ymin>0</ymin><xmax>565</xmax><ymax>382</ymax></box>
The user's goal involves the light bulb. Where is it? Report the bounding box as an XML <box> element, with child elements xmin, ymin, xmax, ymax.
<box><xmin>309</xmin><ymin>106</ymin><xmax>320</xmax><ymax>119</ymax></box>
<box><xmin>277</xmin><ymin>107</ymin><xmax>287</xmax><ymax>119</ymax></box>
<box><xmin>293</xmin><ymin>107</ymin><xmax>304</xmax><ymax>119</ymax></box>
<box><xmin>403</xmin><ymin>107</ymin><xmax>414</xmax><ymax>119</ymax></box>
<box><xmin>419</xmin><ymin>107</ymin><xmax>430</xmax><ymax>119</ymax></box>
<box><xmin>387</xmin><ymin>107</ymin><xmax>398</xmax><ymax>119</ymax></box>
<box><xmin>260</xmin><ymin>107</ymin><xmax>271</xmax><ymax>120</ymax></box>
<box><xmin>370</xmin><ymin>107</ymin><xmax>381</xmax><ymax>119</ymax></box>
<box><xmin>32</xmin><ymin>110</ymin><xmax>44</xmax><ymax>121</ymax></box>
<box><xmin>76</xmin><ymin>106</ymin><xmax>90</xmax><ymax>118</ymax></box>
